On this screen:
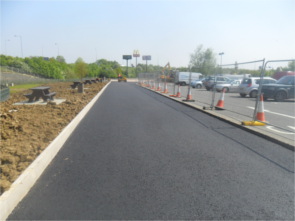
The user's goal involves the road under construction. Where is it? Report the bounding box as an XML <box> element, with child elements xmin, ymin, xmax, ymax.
<box><xmin>6</xmin><ymin>82</ymin><xmax>294</xmax><ymax>220</ymax></box>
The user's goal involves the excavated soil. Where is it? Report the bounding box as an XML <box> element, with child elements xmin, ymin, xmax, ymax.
<box><xmin>0</xmin><ymin>81</ymin><xmax>108</xmax><ymax>195</ymax></box>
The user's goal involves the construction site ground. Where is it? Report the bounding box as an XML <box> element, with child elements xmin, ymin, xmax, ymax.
<box><xmin>0</xmin><ymin>81</ymin><xmax>107</xmax><ymax>194</ymax></box>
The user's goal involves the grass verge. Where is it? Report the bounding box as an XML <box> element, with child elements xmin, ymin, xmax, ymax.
<box><xmin>9</xmin><ymin>84</ymin><xmax>41</xmax><ymax>94</ymax></box>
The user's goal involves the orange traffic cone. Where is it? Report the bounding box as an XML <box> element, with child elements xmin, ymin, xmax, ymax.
<box><xmin>150</xmin><ymin>81</ymin><xmax>155</xmax><ymax>89</ymax></box>
<box><xmin>162</xmin><ymin>82</ymin><xmax>168</xmax><ymax>93</ymax></box>
<box><xmin>256</xmin><ymin>94</ymin><xmax>266</xmax><ymax>122</ymax></box>
<box><xmin>170</xmin><ymin>84</ymin><xmax>181</xmax><ymax>97</ymax></box>
<box><xmin>175</xmin><ymin>84</ymin><xmax>181</xmax><ymax>97</ymax></box>
<box><xmin>183</xmin><ymin>86</ymin><xmax>195</xmax><ymax>102</ymax></box>
<box><xmin>156</xmin><ymin>82</ymin><xmax>162</xmax><ymax>91</ymax></box>
<box><xmin>215</xmin><ymin>89</ymin><xmax>225</xmax><ymax>110</ymax></box>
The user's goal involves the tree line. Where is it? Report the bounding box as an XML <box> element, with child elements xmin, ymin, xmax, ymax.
<box><xmin>0</xmin><ymin>55</ymin><xmax>165</xmax><ymax>80</ymax></box>
<box><xmin>0</xmin><ymin>55</ymin><xmax>122</xmax><ymax>80</ymax></box>
<box><xmin>1</xmin><ymin>46</ymin><xmax>294</xmax><ymax>80</ymax></box>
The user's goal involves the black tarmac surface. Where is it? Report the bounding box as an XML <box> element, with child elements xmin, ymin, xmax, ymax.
<box><xmin>8</xmin><ymin>82</ymin><xmax>294</xmax><ymax>220</ymax></box>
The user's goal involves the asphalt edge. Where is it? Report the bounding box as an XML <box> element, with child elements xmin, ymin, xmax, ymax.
<box><xmin>0</xmin><ymin>81</ymin><xmax>112</xmax><ymax>221</ymax></box>
<box><xmin>139</xmin><ymin>84</ymin><xmax>295</xmax><ymax>151</ymax></box>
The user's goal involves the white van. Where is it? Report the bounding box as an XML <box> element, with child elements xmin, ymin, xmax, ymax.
<box><xmin>175</xmin><ymin>72</ymin><xmax>202</xmax><ymax>85</ymax></box>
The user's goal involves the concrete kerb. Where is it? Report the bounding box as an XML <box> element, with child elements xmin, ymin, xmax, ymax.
<box><xmin>0</xmin><ymin>81</ymin><xmax>112</xmax><ymax>221</ymax></box>
<box><xmin>139</xmin><ymin>84</ymin><xmax>295</xmax><ymax>151</ymax></box>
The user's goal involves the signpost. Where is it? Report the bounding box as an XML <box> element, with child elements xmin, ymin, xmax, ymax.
<box><xmin>142</xmin><ymin>55</ymin><xmax>151</xmax><ymax>72</ymax></box>
<box><xmin>133</xmin><ymin>50</ymin><xmax>140</xmax><ymax>66</ymax></box>
<box><xmin>123</xmin><ymin>55</ymin><xmax>132</xmax><ymax>77</ymax></box>
<box><xmin>133</xmin><ymin>50</ymin><xmax>140</xmax><ymax>76</ymax></box>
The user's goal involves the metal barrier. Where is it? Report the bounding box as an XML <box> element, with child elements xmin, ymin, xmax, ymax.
<box><xmin>138</xmin><ymin>59</ymin><xmax>295</xmax><ymax>144</ymax></box>
<box><xmin>219</xmin><ymin>59</ymin><xmax>266</xmax><ymax>124</ymax></box>
<box><xmin>252</xmin><ymin>59</ymin><xmax>295</xmax><ymax>130</ymax></box>
<box><xmin>0</xmin><ymin>85</ymin><xmax>10</xmax><ymax>102</ymax></box>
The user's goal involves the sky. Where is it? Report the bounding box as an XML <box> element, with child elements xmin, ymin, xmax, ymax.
<box><xmin>1</xmin><ymin>0</ymin><xmax>295</xmax><ymax>69</ymax></box>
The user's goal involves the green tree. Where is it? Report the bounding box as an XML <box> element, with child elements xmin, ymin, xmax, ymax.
<box><xmin>88</xmin><ymin>63</ymin><xmax>101</xmax><ymax>77</ymax></box>
<box><xmin>287</xmin><ymin>61</ymin><xmax>295</xmax><ymax>71</ymax></box>
<box><xmin>75</xmin><ymin>57</ymin><xmax>88</xmax><ymax>81</ymax></box>
<box><xmin>190</xmin><ymin>45</ymin><xmax>217</xmax><ymax>76</ymax></box>
<box><xmin>56</xmin><ymin>55</ymin><xmax>66</xmax><ymax>63</ymax></box>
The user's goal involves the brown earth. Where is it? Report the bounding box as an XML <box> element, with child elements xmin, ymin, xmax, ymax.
<box><xmin>0</xmin><ymin>81</ymin><xmax>108</xmax><ymax>195</ymax></box>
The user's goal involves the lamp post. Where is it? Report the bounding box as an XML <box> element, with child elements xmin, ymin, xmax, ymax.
<box><xmin>14</xmin><ymin>35</ymin><xmax>23</xmax><ymax>57</ymax></box>
<box><xmin>219</xmin><ymin>52</ymin><xmax>224</xmax><ymax>74</ymax></box>
<box><xmin>55</xmin><ymin>43</ymin><xmax>59</xmax><ymax>56</ymax></box>
<box><xmin>218</xmin><ymin>52</ymin><xmax>224</xmax><ymax>66</ymax></box>
<box><xmin>5</xmin><ymin>39</ymin><xmax>10</xmax><ymax>55</ymax></box>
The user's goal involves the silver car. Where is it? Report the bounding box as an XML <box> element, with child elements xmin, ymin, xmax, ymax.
<box><xmin>238</xmin><ymin>77</ymin><xmax>277</xmax><ymax>98</ymax></box>
<box><xmin>190</xmin><ymin>80</ymin><xmax>203</xmax><ymax>88</ymax></box>
<box><xmin>215</xmin><ymin>80</ymin><xmax>242</xmax><ymax>93</ymax></box>
<box><xmin>203</xmin><ymin>76</ymin><xmax>231</xmax><ymax>91</ymax></box>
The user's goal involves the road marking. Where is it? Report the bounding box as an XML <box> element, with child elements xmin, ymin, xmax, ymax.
<box><xmin>266</xmin><ymin>126</ymin><xmax>295</xmax><ymax>135</ymax></box>
<box><xmin>247</xmin><ymin>107</ymin><xmax>295</xmax><ymax>119</ymax></box>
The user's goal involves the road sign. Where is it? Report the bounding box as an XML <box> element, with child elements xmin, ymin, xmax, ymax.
<box><xmin>133</xmin><ymin>50</ymin><xmax>140</xmax><ymax>57</ymax></box>
<box><xmin>123</xmin><ymin>55</ymin><xmax>132</xmax><ymax>60</ymax></box>
<box><xmin>142</xmin><ymin>55</ymin><xmax>151</xmax><ymax>60</ymax></box>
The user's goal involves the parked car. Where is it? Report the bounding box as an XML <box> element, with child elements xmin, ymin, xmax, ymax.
<box><xmin>238</xmin><ymin>77</ymin><xmax>277</xmax><ymax>98</ymax></box>
<box><xmin>215</xmin><ymin>79</ymin><xmax>242</xmax><ymax>93</ymax></box>
<box><xmin>261</xmin><ymin>75</ymin><xmax>295</xmax><ymax>101</ymax></box>
<box><xmin>272</xmin><ymin>71</ymin><xmax>295</xmax><ymax>80</ymax></box>
<box><xmin>190</xmin><ymin>80</ymin><xmax>203</xmax><ymax>88</ymax></box>
<box><xmin>202</xmin><ymin>76</ymin><xmax>231</xmax><ymax>91</ymax></box>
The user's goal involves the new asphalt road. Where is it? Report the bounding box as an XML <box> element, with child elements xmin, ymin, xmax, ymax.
<box><xmin>8</xmin><ymin>82</ymin><xmax>294</xmax><ymax>220</ymax></box>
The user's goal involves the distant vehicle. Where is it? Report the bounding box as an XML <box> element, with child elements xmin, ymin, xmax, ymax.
<box><xmin>238</xmin><ymin>77</ymin><xmax>277</xmax><ymax>98</ymax></box>
<box><xmin>215</xmin><ymin>79</ymin><xmax>242</xmax><ymax>93</ymax></box>
<box><xmin>118</xmin><ymin>74</ymin><xmax>127</xmax><ymax>82</ymax></box>
<box><xmin>202</xmin><ymin>76</ymin><xmax>231</xmax><ymax>91</ymax></box>
<box><xmin>262</xmin><ymin>75</ymin><xmax>295</xmax><ymax>101</ymax></box>
<box><xmin>175</xmin><ymin>72</ymin><xmax>202</xmax><ymax>86</ymax></box>
<box><xmin>190</xmin><ymin>80</ymin><xmax>203</xmax><ymax>88</ymax></box>
<box><xmin>272</xmin><ymin>71</ymin><xmax>295</xmax><ymax>80</ymax></box>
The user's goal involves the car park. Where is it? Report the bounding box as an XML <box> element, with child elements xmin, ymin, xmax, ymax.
<box><xmin>190</xmin><ymin>80</ymin><xmax>203</xmax><ymax>88</ymax></box>
<box><xmin>215</xmin><ymin>79</ymin><xmax>242</xmax><ymax>93</ymax></box>
<box><xmin>202</xmin><ymin>76</ymin><xmax>231</xmax><ymax>91</ymax></box>
<box><xmin>261</xmin><ymin>75</ymin><xmax>295</xmax><ymax>101</ymax></box>
<box><xmin>238</xmin><ymin>77</ymin><xmax>277</xmax><ymax>98</ymax></box>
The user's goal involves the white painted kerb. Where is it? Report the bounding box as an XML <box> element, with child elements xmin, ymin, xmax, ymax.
<box><xmin>0</xmin><ymin>81</ymin><xmax>111</xmax><ymax>220</ymax></box>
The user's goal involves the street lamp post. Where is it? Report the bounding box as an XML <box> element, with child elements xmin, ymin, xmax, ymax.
<box><xmin>218</xmin><ymin>52</ymin><xmax>224</xmax><ymax>74</ymax></box>
<box><xmin>55</xmin><ymin>43</ymin><xmax>59</xmax><ymax>56</ymax></box>
<box><xmin>5</xmin><ymin>39</ymin><xmax>10</xmax><ymax>55</ymax></box>
<box><xmin>218</xmin><ymin>52</ymin><xmax>224</xmax><ymax>66</ymax></box>
<box><xmin>14</xmin><ymin>35</ymin><xmax>23</xmax><ymax>57</ymax></box>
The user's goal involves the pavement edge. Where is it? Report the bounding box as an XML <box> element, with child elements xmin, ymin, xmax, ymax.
<box><xmin>0</xmin><ymin>81</ymin><xmax>112</xmax><ymax>221</ymax></box>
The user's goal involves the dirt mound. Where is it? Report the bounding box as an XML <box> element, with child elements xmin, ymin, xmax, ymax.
<box><xmin>0</xmin><ymin>81</ymin><xmax>108</xmax><ymax>194</ymax></box>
